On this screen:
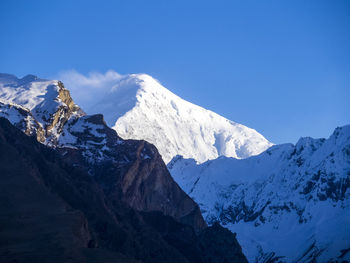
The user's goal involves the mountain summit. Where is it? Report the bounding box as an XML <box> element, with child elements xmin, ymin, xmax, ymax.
<box><xmin>85</xmin><ymin>73</ymin><xmax>273</xmax><ymax>164</ymax></box>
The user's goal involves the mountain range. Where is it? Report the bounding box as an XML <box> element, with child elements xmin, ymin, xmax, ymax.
<box><xmin>64</xmin><ymin>71</ymin><xmax>349</xmax><ymax>261</ymax></box>
<box><xmin>0</xmin><ymin>72</ymin><xmax>349</xmax><ymax>262</ymax></box>
<box><xmin>0</xmin><ymin>73</ymin><xmax>247</xmax><ymax>263</ymax></box>
<box><xmin>169</xmin><ymin>126</ymin><xmax>350</xmax><ymax>262</ymax></box>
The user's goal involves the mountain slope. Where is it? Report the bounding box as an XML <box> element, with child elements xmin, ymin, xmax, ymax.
<box><xmin>169</xmin><ymin>126</ymin><xmax>350</xmax><ymax>262</ymax></box>
<box><xmin>0</xmin><ymin>73</ymin><xmax>84</xmax><ymax>145</ymax></box>
<box><xmin>81</xmin><ymin>73</ymin><xmax>272</xmax><ymax>164</ymax></box>
<box><xmin>0</xmin><ymin>73</ymin><xmax>248</xmax><ymax>262</ymax></box>
<box><xmin>0</xmin><ymin>73</ymin><xmax>205</xmax><ymax>230</ymax></box>
<box><xmin>0</xmin><ymin>117</ymin><xmax>139</xmax><ymax>263</ymax></box>
<box><xmin>0</xmin><ymin>117</ymin><xmax>248</xmax><ymax>263</ymax></box>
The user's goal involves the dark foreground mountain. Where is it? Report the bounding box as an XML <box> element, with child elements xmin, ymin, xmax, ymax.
<box><xmin>0</xmin><ymin>73</ymin><xmax>206</xmax><ymax>231</ymax></box>
<box><xmin>0</xmin><ymin>73</ymin><xmax>247</xmax><ymax>262</ymax></box>
<box><xmin>0</xmin><ymin>117</ymin><xmax>247</xmax><ymax>263</ymax></box>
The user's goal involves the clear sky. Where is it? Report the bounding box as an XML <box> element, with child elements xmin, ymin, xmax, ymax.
<box><xmin>1</xmin><ymin>0</ymin><xmax>349</xmax><ymax>144</ymax></box>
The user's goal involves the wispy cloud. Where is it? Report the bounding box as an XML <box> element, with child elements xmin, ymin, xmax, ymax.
<box><xmin>56</xmin><ymin>69</ymin><xmax>124</xmax><ymax>110</ymax></box>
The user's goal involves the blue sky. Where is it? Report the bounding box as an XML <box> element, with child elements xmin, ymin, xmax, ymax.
<box><xmin>1</xmin><ymin>0</ymin><xmax>349</xmax><ymax>144</ymax></box>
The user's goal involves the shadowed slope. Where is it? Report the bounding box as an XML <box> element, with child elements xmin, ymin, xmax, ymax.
<box><xmin>0</xmin><ymin>117</ymin><xmax>248</xmax><ymax>263</ymax></box>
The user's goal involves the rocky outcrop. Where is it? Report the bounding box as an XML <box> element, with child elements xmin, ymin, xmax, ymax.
<box><xmin>57</xmin><ymin>113</ymin><xmax>207</xmax><ymax>231</ymax></box>
<box><xmin>0</xmin><ymin>117</ymin><xmax>137</xmax><ymax>263</ymax></box>
<box><xmin>0</xmin><ymin>101</ymin><xmax>46</xmax><ymax>142</ymax></box>
<box><xmin>0</xmin><ymin>74</ymin><xmax>248</xmax><ymax>261</ymax></box>
<box><xmin>91</xmin><ymin>138</ymin><xmax>207</xmax><ymax>231</ymax></box>
<box><xmin>0</xmin><ymin>74</ymin><xmax>206</xmax><ymax>231</ymax></box>
<box><xmin>0</xmin><ymin>74</ymin><xmax>84</xmax><ymax>145</ymax></box>
<box><xmin>44</xmin><ymin>81</ymin><xmax>83</xmax><ymax>144</ymax></box>
<box><xmin>0</xmin><ymin>117</ymin><xmax>247</xmax><ymax>263</ymax></box>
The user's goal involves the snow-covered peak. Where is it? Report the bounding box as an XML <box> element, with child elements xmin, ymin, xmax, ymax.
<box><xmin>0</xmin><ymin>74</ymin><xmax>84</xmax><ymax>145</ymax></box>
<box><xmin>85</xmin><ymin>73</ymin><xmax>273</xmax><ymax>164</ymax></box>
<box><xmin>0</xmin><ymin>74</ymin><xmax>61</xmax><ymax>111</ymax></box>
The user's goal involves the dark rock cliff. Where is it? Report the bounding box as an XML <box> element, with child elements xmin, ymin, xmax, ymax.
<box><xmin>58</xmin><ymin>113</ymin><xmax>207</xmax><ymax>232</ymax></box>
<box><xmin>0</xmin><ymin>117</ymin><xmax>248</xmax><ymax>263</ymax></box>
<box><xmin>0</xmin><ymin>77</ymin><xmax>206</xmax><ymax>232</ymax></box>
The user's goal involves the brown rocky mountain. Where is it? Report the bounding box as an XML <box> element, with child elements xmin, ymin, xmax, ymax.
<box><xmin>57</xmin><ymin>113</ymin><xmax>207</xmax><ymax>233</ymax></box>
<box><xmin>0</xmin><ymin>116</ymin><xmax>247</xmax><ymax>263</ymax></box>
<box><xmin>0</xmin><ymin>74</ymin><xmax>205</xmax><ymax>231</ymax></box>
<box><xmin>0</xmin><ymin>74</ymin><xmax>248</xmax><ymax>262</ymax></box>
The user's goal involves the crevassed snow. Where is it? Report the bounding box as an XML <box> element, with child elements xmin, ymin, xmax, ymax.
<box><xmin>169</xmin><ymin>125</ymin><xmax>350</xmax><ymax>262</ymax></box>
<box><xmin>80</xmin><ymin>73</ymin><xmax>273</xmax><ymax>164</ymax></box>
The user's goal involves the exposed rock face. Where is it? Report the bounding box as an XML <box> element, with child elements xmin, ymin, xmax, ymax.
<box><xmin>0</xmin><ymin>101</ymin><xmax>46</xmax><ymax>142</ymax></box>
<box><xmin>0</xmin><ymin>117</ymin><xmax>247</xmax><ymax>263</ymax></box>
<box><xmin>45</xmin><ymin>80</ymin><xmax>82</xmax><ymax>143</ymax></box>
<box><xmin>57</xmin><ymin>112</ymin><xmax>207</xmax><ymax>231</ymax></box>
<box><xmin>0</xmin><ymin>74</ymin><xmax>248</xmax><ymax>262</ymax></box>
<box><xmin>0</xmin><ymin>73</ymin><xmax>84</xmax><ymax>146</ymax></box>
<box><xmin>0</xmin><ymin>117</ymin><xmax>136</xmax><ymax>263</ymax></box>
<box><xmin>90</xmin><ymin>139</ymin><xmax>207</xmax><ymax>231</ymax></box>
<box><xmin>0</xmin><ymin>74</ymin><xmax>205</xmax><ymax>231</ymax></box>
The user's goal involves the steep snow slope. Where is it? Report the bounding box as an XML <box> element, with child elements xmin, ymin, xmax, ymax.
<box><xmin>169</xmin><ymin>126</ymin><xmax>350</xmax><ymax>262</ymax></box>
<box><xmin>86</xmin><ymin>73</ymin><xmax>272</xmax><ymax>164</ymax></box>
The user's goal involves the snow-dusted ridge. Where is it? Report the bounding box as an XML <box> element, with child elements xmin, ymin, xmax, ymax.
<box><xmin>0</xmin><ymin>73</ymin><xmax>120</xmax><ymax>162</ymax></box>
<box><xmin>0</xmin><ymin>73</ymin><xmax>81</xmax><ymax>144</ymax></box>
<box><xmin>80</xmin><ymin>73</ymin><xmax>273</xmax><ymax>164</ymax></box>
<box><xmin>169</xmin><ymin>125</ymin><xmax>350</xmax><ymax>262</ymax></box>
<box><xmin>0</xmin><ymin>73</ymin><xmax>215</xmax><ymax>237</ymax></box>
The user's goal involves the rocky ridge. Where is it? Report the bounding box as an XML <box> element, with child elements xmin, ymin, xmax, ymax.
<box><xmin>0</xmin><ymin>73</ymin><xmax>205</xmax><ymax>228</ymax></box>
<box><xmin>0</xmin><ymin>117</ymin><xmax>247</xmax><ymax>263</ymax></box>
<box><xmin>0</xmin><ymin>73</ymin><xmax>248</xmax><ymax>262</ymax></box>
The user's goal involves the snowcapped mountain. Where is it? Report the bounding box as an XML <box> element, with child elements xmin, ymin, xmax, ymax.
<box><xmin>0</xmin><ymin>73</ymin><xmax>84</xmax><ymax>146</ymax></box>
<box><xmin>0</xmin><ymin>73</ymin><xmax>249</xmax><ymax>263</ymax></box>
<box><xmin>169</xmin><ymin>126</ymin><xmax>350</xmax><ymax>262</ymax></box>
<box><xmin>3</xmin><ymin>72</ymin><xmax>348</xmax><ymax>262</ymax></box>
<box><xmin>81</xmin><ymin>73</ymin><xmax>273</xmax><ymax>164</ymax></box>
<box><xmin>0</xmin><ymin>73</ymin><xmax>209</xmax><ymax>229</ymax></box>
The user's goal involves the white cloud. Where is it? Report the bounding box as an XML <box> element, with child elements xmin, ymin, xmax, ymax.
<box><xmin>56</xmin><ymin>69</ymin><xmax>124</xmax><ymax>111</ymax></box>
